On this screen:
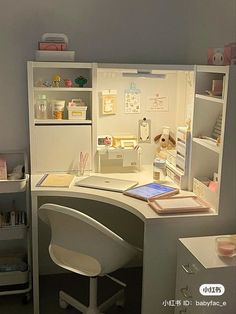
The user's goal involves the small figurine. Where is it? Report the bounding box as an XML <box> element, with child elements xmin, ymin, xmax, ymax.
<box><xmin>75</xmin><ymin>76</ymin><xmax>87</xmax><ymax>87</ymax></box>
<box><xmin>64</xmin><ymin>79</ymin><xmax>73</xmax><ymax>87</ymax></box>
<box><xmin>52</xmin><ymin>75</ymin><xmax>61</xmax><ymax>87</ymax></box>
<box><xmin>43</xmin><ymin>80</ymin><xmax>51</xmax><ymax>87</ymax></box>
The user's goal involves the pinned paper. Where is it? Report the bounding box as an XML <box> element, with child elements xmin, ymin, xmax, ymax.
<box><xmin>101</xmin><ymin>90</ymin><xmax>117</xmax><ymax>115</ymax></box>
<box><xmin>124</xmin><ymin>83</ymin><xmax>141</xmax><ymax>113</ymax></box>
<box><xmin>146</xmin><ymin>93</ymin><xmax>168</xmax><ymax>112</ymax></box>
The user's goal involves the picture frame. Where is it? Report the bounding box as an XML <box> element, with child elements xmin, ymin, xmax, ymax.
<box><xmin>101</xmin><ymin>90</ymin><xmax>117</xmax><ymax>115</ymax></box>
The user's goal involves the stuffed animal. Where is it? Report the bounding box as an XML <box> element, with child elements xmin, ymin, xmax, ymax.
<box><xmin>154</xmin><ymin>126</ymin><xmax>176</xmax><ymax>159</ymax></box>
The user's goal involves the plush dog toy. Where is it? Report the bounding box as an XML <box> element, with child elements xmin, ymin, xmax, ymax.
<box><xmin>154</xmin><ymin>126</ymin><xmax>176</xmax><ymax>159</ymax></box>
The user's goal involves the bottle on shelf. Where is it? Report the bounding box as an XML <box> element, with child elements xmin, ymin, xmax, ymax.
<box><xmin>153</xmin><ymin>158</ymin><xmax>167</xmax><ymax>183</ymax></box>
<box><xmin>35</xmin><ymin>94</ymin><xmax>48</xmax><ymax>119</ymax></box>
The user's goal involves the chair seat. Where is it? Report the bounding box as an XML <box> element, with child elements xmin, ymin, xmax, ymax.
<box><xmin>49</xmin><ymin>244</ymin><xmax>101</xmax><ymax>277</ymax></box>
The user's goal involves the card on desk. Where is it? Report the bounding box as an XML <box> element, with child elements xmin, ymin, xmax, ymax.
<box><xmin>36</xmin><ymin>173</ymin><xmax>75</xmax><ymax>188</ymax></box>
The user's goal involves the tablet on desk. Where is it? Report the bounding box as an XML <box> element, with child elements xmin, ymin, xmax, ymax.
<box><xmin>123</xmin><ymin>182</ymin><xmax>179</xmax><ymax>201</ymax></box>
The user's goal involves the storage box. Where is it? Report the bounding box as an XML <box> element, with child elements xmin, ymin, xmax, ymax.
<box><xmin>224</xmin><ymin>43</ymin><xmax>236</xmax><ymax>65</ymax></box>
<box><xmin>38</xmin><ymin>42</ymin><xmax>67</xmax><ymax>51</ymax></box>
<box><xmin>0</xmin><ymin>270</ymin><xmax>28</xmax><ymax>286</ymax></box>
<box><xmin>0</xmin><ymin>176</ymin><xmax>28</xmax><ymax>193</ymax></box>
<box><xmin>112</xmin><ymin>135</ymin><xmax>137</xmax><ymax>148</ymax></box>
<box><xmin>68</xmin><ymin>102</ymin><xmax>87</xmax><ymax>120</ymax></box>
<box><xmin>35</xmin><ymin>50</ymin><xmax>75</xmax><ymax>62</ymax></box>
<box><xmin>193</xmin><ymin>177</ymin><xmax>218</xmax><ymax>209</ymax></box>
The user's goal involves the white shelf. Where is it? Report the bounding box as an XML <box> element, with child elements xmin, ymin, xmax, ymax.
<box><xmin>34</xmin><ymin>119</ymin><xmax>92</xmax><ymax>125</ymax></box>
<box><xmin>0</xmin><ymin>270</ymin><xmax>28</xmax><ymax>286</ymax></box>
<box><xmin>196</xmin><ymin>65</ymin><xmax>228</xmax><ymax>74</ymax></box>
<box><xmin>193</xmin><ymin>138</ymin><xmax>220</xmax><ymax>153</ymax></box>
<box><xmin>0</xmin><ymin>225</ymin><xmax>27</xmax><ymax>240</ymax></box>
<box><xmin>0</xmin><ymin>175</ymin><xmax>28</xmax><ymax>194</ymax></box>
<box><xmin>33</xmin><ymin>87</ymin><xmax>92</xmax><ymax>92</ymax></box>
<box><xmin>31</xmin><ymin>61</ymin><xmax>93</xmax><ymax>69</ymax></box>
<box><xmin>195</xmin><ymin>93</ymin><xmax>224</xmax><ymax>103</ymax></box>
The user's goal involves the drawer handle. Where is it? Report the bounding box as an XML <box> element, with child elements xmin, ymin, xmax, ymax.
<box><xmin>181</xmin><ymin>264</ymin><xmax>195</xmax><ymax>274</ymax></box>
<box><xmin>180</xmin><ymin>286</ymin><xmax>192</xmax><ymax>299</ymax></box>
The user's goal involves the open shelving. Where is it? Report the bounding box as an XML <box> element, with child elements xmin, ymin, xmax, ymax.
<box><xmin>189</xmin><ymin>65</ymin><xmax>236</xmax><ymax>212</ymax></box>
<box><xmin>28</xmin><ymin>62</ymin><xmax>97</xmax><ymax>173</ymax></box>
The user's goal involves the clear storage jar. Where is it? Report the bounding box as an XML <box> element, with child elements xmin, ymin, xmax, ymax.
<box><xmin>153</xmin><ymin>158</ymin><xmax>166</xmax><ymax>182</ymax></box>
<box><xmin>35</xmin><ymin>94</ymin><xmax>48</xmax><ymax>119</ymax></box>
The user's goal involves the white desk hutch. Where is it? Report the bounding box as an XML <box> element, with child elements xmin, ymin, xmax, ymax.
<box><xmin>27</xmin><ymin>62</ymin><xmax>236</xmax><ymax>314</ymax></box>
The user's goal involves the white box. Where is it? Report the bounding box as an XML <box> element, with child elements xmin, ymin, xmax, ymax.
<box><xmin>35</xmin><ymin>50</ymin><xmax>75</xmax><ymax>62</ymax></box>
<box><xmin>68</xmin><ymin>106</ymin><xmax>87</xmax><ymax>120</ymax></box>
<box><xmin>193</xmin><ymin>177</ymin><xmax>217</xmax><ymax>209</ymax></box>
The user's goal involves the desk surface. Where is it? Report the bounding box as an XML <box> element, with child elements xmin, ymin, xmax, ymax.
<box><xmin>180</xmin><ymin>236</ymin><xmax>236</xmax><ymax>269</ymax></box>
<box><xmin>31</xmin><ymin>167</ymin><xmax>216</xmax><ymax>222</ymax></box>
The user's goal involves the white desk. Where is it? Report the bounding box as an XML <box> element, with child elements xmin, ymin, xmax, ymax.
<box><xmin>31</xmin><ymin>169</ymin><xmax>218</xmax><ymax>314</ymax></box>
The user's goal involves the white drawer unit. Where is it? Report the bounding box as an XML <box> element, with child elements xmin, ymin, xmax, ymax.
<box><xmin>176</xmin><ymin>141</ymin><xmax>186</xmax><ymax>157</ymax></box>
<box><xmin>175</xmin><ymin>236</ymin><xmax>236</xmax><ymax>314</ymax></box>
<box><xmin>166</xmin><ymin>127</ymin><xmax>190</xmax><ymax>189</ymax></box>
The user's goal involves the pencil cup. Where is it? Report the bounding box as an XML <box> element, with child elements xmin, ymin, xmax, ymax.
<box><xmin>79</xmin><ymin>167</ymin><xmax>85</xmax><ymax>176</ymax></box>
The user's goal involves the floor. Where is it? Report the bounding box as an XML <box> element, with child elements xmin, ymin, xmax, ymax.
<box><xmin>0</xmin><ymin>267</ymin><xmax>142</xmax><ymax>314</ymax></box>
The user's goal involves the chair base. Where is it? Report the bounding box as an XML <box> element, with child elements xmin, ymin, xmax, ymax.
<box><xmin>59</xmin><ymin>276</ymin><xmax>125</xmax><ymax>314</ymax></box>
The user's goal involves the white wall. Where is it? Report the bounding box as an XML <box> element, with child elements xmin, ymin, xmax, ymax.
<box><xmin>0</xmin><ymin>0</ymin><xmax>235</xmax><ymax>152</ymax></box>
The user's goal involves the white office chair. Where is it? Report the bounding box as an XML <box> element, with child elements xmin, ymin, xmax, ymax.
<box><xmin>38</xmin><ymin>203</ymin><xmax>141</xmax><ymax>314</ymax></box>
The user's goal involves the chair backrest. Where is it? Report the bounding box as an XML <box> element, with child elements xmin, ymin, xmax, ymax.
<box><xmin>38</xmin><ymin>203</ymin><xmax>139</xmax><ymax>277</ymax></box>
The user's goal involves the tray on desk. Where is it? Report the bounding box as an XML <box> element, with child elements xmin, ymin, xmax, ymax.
<box><xmin>148</xmin><ymin>196</ymin><xmax>210</xmax><ymax>214</ymax></box>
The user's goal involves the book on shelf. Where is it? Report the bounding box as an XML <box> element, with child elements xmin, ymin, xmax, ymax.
<box><xmin>36</xmin><ymin>173</ymin><xmax>75</xmax><ymax>188</ymax></box>
<box><xmin>0</xmin><ymin>158</ymin><xmax>7</xmax><ymax>180</ymax></box>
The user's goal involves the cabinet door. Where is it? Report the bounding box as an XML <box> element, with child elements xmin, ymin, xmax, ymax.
<box><xmin>32</xmin><ymin>125</ymin><xmax>91</xmax><ymax>173</ymax></box>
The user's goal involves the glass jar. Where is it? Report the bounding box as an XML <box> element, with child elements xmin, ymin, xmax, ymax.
<box><xmin>153</xmin><ymin>158</ymin><xmax>166</xmax><ymax>182</ymax></box>
<box><xmin>35</xmin><ymin>94</ymin><xmax>48</xmax><ymax>119</ymax></box>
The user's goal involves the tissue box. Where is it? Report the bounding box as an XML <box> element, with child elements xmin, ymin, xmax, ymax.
<box><xmin>224</xmin><ymin>43</ymin><xmax>236</xmax><ymax>65</ymax></box>
<box><xmin>207</xmin><ymin>48</ymin><xmax>224</xmax><ymax>65</ymax></box>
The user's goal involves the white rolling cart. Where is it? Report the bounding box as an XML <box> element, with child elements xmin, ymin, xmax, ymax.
<box><xmin>0</xmin><ymin>150</ymin><xmax>31</xmax><ymax>303</ymax></box>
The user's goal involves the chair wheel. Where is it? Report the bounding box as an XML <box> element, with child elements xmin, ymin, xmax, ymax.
<box><xmin>22</xmin><ymin>292</ymin><xmax>31</xmax><ymax>304</ymax></box>
<box><xmin>59</xmin><ymin>298</ymin><xmax>69</xmax><ymax>309</ymax></box>
<box><xmin>116</xmin><ymin>298</ymin><xmax>125</xmax><ymax>308</ymax></box>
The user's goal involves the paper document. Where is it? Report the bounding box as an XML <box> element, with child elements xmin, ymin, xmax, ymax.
<box><xmin>36</xmin><ymin>173</ymin><xmax>75</xmax><ymax>188</ymax></box>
